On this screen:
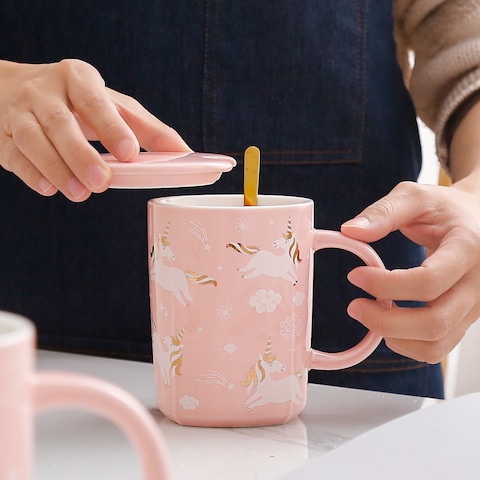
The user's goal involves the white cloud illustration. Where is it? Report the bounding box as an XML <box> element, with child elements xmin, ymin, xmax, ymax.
<box><xmin>179</xmin><ymin>395</ymin><xmax>200</xmax><ymax>410</ymax></box>
<box><xmin>292</xmin><ymin>291</ymin><xmax>306</xmax><ymax>307</ymax></box>
<box><xmin>280</xmin><ymin>312</ymin><xmax>302</xmax><ymax>340</ymax></box>
<box><xmin>249</xmin><ymin>289</ymin><xmax>282</xmax><ymax>313</ymax></box>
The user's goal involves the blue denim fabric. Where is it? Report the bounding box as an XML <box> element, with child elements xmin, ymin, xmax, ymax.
<box><xmin>0</xmin><ymin>0</ymin><xmax>443</xmax><ymax>398</ymax></box>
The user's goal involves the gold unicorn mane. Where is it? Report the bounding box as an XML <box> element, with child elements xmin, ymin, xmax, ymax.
<box><xmin>289</xmin><ymin>240</ymin><xmax>302</xmax><ymax>263</ymax></box>
<box><xmin>172</xmin><ymin>327</ymin><xmax>185</xmax><ymax>346</ymax></box>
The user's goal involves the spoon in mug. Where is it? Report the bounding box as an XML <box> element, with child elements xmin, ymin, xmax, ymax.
<box><xmin>243</xmin><ymin>146</ymin><xmax>260</xmax><ymax>206</ymax></box>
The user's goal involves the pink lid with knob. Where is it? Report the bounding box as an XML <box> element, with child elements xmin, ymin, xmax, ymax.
<box><xmin>102</xmin><ymin>152</ymin><xmax>236</xmax><ymax>189</ymax></box>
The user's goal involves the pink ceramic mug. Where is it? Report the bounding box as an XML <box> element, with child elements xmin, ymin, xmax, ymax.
<box><xmin>148</xmin><ymin>194</ymin><xmax>388</xmax><ymax>427</ymax></box>
<box><xmin>0</xmin><ymin>311</ymin><xmax>171</xmax><ymax>480</ymax></box>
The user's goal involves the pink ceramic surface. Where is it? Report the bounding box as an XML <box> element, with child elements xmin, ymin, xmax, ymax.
<box><xmin>102</xmin><ymin>152</ymin><xmax>236</xmax><ymax>188</ymax></box>
<box><xmin>148</xmin><ymin>195</ymin><xmax>388</xmax><ymax>427</ymax></box>
<box><xmin>0</xmin><ymin>312</ymin><xmax>171</xmax><ymax>480</ymax></box>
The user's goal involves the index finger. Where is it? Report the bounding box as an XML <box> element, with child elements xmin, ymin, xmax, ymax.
<box><xmin>63</xmin><ymin>59</ymin><xmax>139</xmax><ymax>161</ymax></box>
<box><xmin>108</xmin><ymin>89</ymin><xmax>192</xmax><ymax>153</ymax></box>
<box><xmin>348</xmin><ymin>234</ymin><xmax>470</xmax><ymax>302</ymax></box>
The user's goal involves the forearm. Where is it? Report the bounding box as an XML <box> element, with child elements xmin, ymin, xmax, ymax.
<box><xmin>449</xmin><ymin>98</ymin><xmax>480</xmax><ymax>193</ymax></box>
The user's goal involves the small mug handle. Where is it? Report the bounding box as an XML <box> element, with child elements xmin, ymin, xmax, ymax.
<box><xmin>33</xmin><ymin>371</ymin><xmax>172</xmax><ymax>480</ymax></box>
<box><xmin>308</xmin><ymin>230</ymin><xmax>390</xmax><ymax>371</ymax></box>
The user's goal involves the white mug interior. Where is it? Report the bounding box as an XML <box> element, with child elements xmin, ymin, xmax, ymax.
<box><xmin>0</xmin><ymin>312</ymin><xmax>33</xmax><ymax>347</ymax></box>
<box><xmin>152</xmin><ymin>194</ymin><xmax>312</xmax><ymax>208</ymax></box>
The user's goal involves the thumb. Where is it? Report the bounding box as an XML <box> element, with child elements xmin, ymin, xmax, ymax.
<box><xmin>341</xmin><ymin>216</ymin><xmax>384</xmax><ymax>243</ymax></box>
<box><xmin>340</xmin><ymin>182</ymin><xmax>421</xmax><ymax>242</ymax></box>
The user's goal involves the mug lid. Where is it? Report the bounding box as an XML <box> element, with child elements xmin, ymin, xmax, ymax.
<box><xmin>102</xmin><ymin>152</ymin><xmax>236</xmax><ymax>188</ymax></box>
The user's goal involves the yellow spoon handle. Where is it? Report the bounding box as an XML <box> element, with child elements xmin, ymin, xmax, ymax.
<box><xmin>243</xmin><ymin>146</ymin><xmax>260</xmax><ymax>206</ymax></box>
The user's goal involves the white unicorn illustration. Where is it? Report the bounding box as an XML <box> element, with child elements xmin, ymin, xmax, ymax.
<box><xmin>150</xmin><ymin>223</ymin><xmax>217</xmax><ymax>306</ymax></box>
<box><xmin>226</xmin><ymin>217</ymin><xmax>302</xmax><ymax>285</ymax></box>
<box><xmin>241</xmin><ymin>339</ymin><xmax>304</xmax><ymax>411</ymax></box>
<box><xmin>153</xmin><ymin>327</ymin><xmax>185</xmax><ymax>387</ymax></box>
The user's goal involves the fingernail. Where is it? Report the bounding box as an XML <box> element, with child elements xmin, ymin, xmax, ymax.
<box><xmin>88</xmin><ymin>164</ymin><xmax>110</xmax><ymax>190</ymax></box>
<box><xmin>347</xmin><ymin>302</ymin><xmax>362</xmax><ymax>321</ymax></box>
<box><xmin>116</xmin><ymin>138</ymin><xmax>137</xmax><ymax>161</ymax></box>
<box><xmin>38</xmin><ymin>177</ymin><xmax>54</xmax><ymax>194</ymax></box>
<box><xmin>66</xmin><ymin>177</ymin><xmax>87</xmax><ymax>199</ymax></box>
<box><xmin>347</xmin><ymin>270</ymin><xmax>364</xmax><ymax>289</ymax></box>
<box><xmin>341</xmin><ymin>217</ymin><xmax>370</xmax><ymax>229</ymax></box>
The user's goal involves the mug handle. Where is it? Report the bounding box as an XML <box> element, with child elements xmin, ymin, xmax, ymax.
<box><xmin>33</xmin><ymin>371</ymin><xmax>172</xmax><ymax>480</ymax></box>
<box><xmin>308</xmin><ymin>230</ymin><xmax>390</xmax><ymax>371</ymax></box>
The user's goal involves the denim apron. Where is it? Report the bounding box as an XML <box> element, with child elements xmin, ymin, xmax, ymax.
<box><xmin>0</xmin><ymin>0</ymin><xmax>444</xmax><ymax>397</ymax></box>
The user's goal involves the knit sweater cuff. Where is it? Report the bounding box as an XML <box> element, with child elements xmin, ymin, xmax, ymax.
<box><xmin>435</xmin><ymin>67</ymin><xmax>480</xmax><ymax>170</ymax></box>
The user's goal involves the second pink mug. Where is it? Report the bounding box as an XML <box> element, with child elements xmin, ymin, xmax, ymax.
<box><xmin>0</xmin><ymin>311</ymin><xmax>171</xmax><ymax>480</ymax></box>
<box><xmin>148</xmin><ymin>194</ymin><xmax>389</xmax><ymax>427</ymax></box>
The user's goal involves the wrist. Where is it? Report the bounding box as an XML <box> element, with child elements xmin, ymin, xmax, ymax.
<box><xmin>449</xmin><ymin>97</ymin><xmax>480</xmax><ymax>184</ymax></box>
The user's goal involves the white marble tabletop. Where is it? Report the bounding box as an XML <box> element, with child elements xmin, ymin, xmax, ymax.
<box><xmin>35</xmin><ymin>350</ymin><xmax>438</xmax><ymax>480</ymax></box>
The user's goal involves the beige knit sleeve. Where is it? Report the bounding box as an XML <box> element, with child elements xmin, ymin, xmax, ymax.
<box><xmin>394</xmin><ymin>0</ymin><xmax>480</xmax><ymax>167</ymax></box>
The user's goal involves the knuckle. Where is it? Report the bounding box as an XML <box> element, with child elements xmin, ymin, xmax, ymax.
<box><xmin>20</xmin><ymin>160</ymin><xmax>38</xmax><ymax>184</ymax></box>
<box><xmin>421</xmin><ymin>342</ymin><xmax>448</xmax><ymax>365</ymax></box>
<box><xmin>9</xmin><ymin>82</ymin><xmax>39</xmax><ymax>106</ymax></box>
<box><xmin>394</xmin><ymin>180</ymin><xmax>423</xmax><ymax>196</ymax></box>
<box><xmin>58</xmin><ymin>58</ymin><xmax>84</xmax><ymax>70</ymax></box>
<box><xmin>372</xmin><ymin>181</ymin><xmax>427</xmax><ymax>217</ymax></box>
<box><xmin>5</xmin><ymin>82</ymin><xmax>43</xmax><ymax>121</ymax></box>
<box><xmin>421</xmin><ymin>281</ymin><xmax>442</xmax><ymax>303</ymax></box>
<box><xmin>416</xmin><ymin>267</ymin><xmax>444</xmax><ymax>302</ymax></box>
<box><xmin>460</xmin><ymin>225</ymin><xmax>480</xmax><ymax>254</ymax></box>
<box><xmin>26</xmin><ymin>149</ymin><xmax>63</xmax><ymax>175</ymax></box>
<box><xmin>77</xmin><ymin>90</ymin><xmax>107</xmax><ymax>112</ymax></box>
<box><xmin>98</xmin><ymin>118</ymin><xmax>124</xmax><ymax>141</ymax></box>
<box><xmin>370</xmin><ymin>198</ymin><xmax>395</xmax><ymax>219</ymax></box>
<box><xmin>11</xmin><ymin>119</ymin><xmax>39</xmax><ymax>145</ymax></box>
<box><xmin>41</xmin><ymin>154</ymin><xmax>64</xmax><ymax>172</ymax></box>
<box><xmin>59</xmin><ymin>59</ymin><xmax>108</xmax><ymax>113</ymax></box>
<box><xmin>66</xmin><ymin>139</ymin><xmax>94</xmax><ymax>163</ymax></box>
<box><xmin>58</xmin><ymin>58</ymin><xmax>98</xmax><ymax>78</ymax></box>
<box><xmin>1</xmin><ymin>146</ymin><xmax>20</xmax><ymax>172</ymax></box>
<box><xmin>427</xmin><ymin>306</ymin><xmax>455</xmax><ymax>342</ymax></box>
<box><xmin>0</xmin><ymin>147</ymin><xmax>41</xmax><ymax>191</ymax></box>
<box><xmin>41</xmin><ymin>107</ymin><xmax>73</xmax><ymax>131</ymax></box>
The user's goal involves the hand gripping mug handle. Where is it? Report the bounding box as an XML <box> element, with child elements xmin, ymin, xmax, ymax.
<box><xmin>33</xmin><ymin>371</ymin><xmax>172</xmax><ymax>480</ymax></box>
<box><xmin>308</xmin><ymin>230</ymin><xmax>390</xmax><ymax>371</ymax></box>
